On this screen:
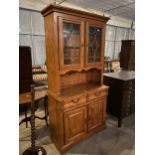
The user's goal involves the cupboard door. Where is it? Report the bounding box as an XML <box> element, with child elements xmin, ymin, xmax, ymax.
<box><xmin>86</xmin><ymin>21</ymin><xmax>105</xmax><ymax>67</ymax></box>
<box><xmin>88</xmin><ymin>98</ymin><xmax>106</xmax><ymax>131</ymax></box>
<box><xmin>58</xmin><ymin>17</ymin><xmax>84</xmax><ymax>71</ymax></box>
<box><xmin>64</xmin><ymin>106</ymin><xmax>87</xmax><ymax>144</ymax></box>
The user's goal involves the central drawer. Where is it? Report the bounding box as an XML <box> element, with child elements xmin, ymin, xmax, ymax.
<box><xmin>87</xmin><ymin>88</ymin><xmax>108</xmax><ymax>101</ymax></box>
<box><xmin>63</xmin><ymin>94</ymin><xmax>87</xmax><ymax>110</ymax></box>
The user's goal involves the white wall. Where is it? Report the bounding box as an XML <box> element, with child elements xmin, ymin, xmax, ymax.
<box><xmin>19</xmin><ymin>9</ymin><xmax>46</xmax><ymax>65</ymax></box>
<box><xmin>105</xmin><ymin>25</ymin><xmax>135</xmax><ymax>59</ymax></box>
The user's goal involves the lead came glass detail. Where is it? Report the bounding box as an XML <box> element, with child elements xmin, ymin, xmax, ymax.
<box><xmin>63</xmin><ymin>22</ymin><xmax>80</xmax><ymax>65</ymax></box>
<box><xmin>88</xmin><ymin>27</ymin><xmax>102</xmax><ymax>63</ymax></box>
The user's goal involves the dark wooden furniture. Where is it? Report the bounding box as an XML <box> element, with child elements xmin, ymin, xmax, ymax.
<box><xmin>104</xmin><ymin>71</ymin><xmax>135</xmax><ymax>127</ymax></box>
<box><xmin>41</xmin><ymin>5</ymin><xmax>109</xmax><ymax>153</ymax></box>
<box><xmin>120</xmin><ymin>40</ymin><xmax>135</xmax><ymax>71</ymax></box>
<box><xmin>19</xmin><ymin>46</ymin><xmax>33</xmax><ymax>94</ymax></box>
<box><xmin>19</xmin><ymin>46</ymin><xmax>33</xmax><ymax>127</ymax></box>
<box><xmin>19</xmin><ymin>46</ymin><xmax>48</xmax><ymax>127</ymax></box>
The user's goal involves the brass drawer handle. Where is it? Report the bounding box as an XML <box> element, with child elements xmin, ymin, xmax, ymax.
<box><xmin>71</xmin><ymin>98</ymin><xmax>80</xmax><ymax>103</ymax></box>
<box><xmin>95</xmin><ymin>91</ymin><xmax>101</xmax><ymax>96</ymax></box>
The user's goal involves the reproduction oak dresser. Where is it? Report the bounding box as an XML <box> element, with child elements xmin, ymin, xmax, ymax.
<box><xmin>41</xmin><ymin>5</ymin><xmax>109</xmax><ymax>153</ymax></box>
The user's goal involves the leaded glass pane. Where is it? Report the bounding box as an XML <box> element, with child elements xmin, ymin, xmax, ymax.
<box><xmin>63</xmin><ymin>22</ymin><xmax>80</xmax><ymax>65</ymax></box>
<box><xmin>88</xmin><ymin>27</ymin><xmax>102</xmax><ymax>63</ymax></box>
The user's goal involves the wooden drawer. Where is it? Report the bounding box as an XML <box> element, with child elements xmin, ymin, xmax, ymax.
<box><xmin>87</xmin><ymin>89</ymin><xmax>108</xmax><ymax>101</ymax></box>
<box><xmin>63</xmin><ymin>94</ymin><xmax>86</xmax><ymax>110</ymax></box>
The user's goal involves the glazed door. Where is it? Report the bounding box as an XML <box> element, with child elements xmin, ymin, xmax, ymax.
<box><xmin>88</xmin><ymin>98</ymin><xmax>106</xmax><ymax>132</ymax></box>
<box><xmin>64</xmin><ymin>106</ymin><xmax>87</xmax><ymax>144</ymax></box>
<box><xmin>85</xmin><ymin>21</ymin><xmax>105</xmax><ymax>67</ymax></box>
<box><xmin>58</xmin><ymin>16</ymin><xmax>84</xmax><ymax>71</ymax></box>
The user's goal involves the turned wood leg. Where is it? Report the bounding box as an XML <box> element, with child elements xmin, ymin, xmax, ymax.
<box><xmin>44</xmin><ymin>96</ymin><xmax>48</xmax><ymax>126</ymax></box>
<box><xmin>24</xmin><ymin>105</ymin><xmax>28</xmax><ymax>128</ymax></box>
<box><xmin>118</xmin><ymin>117</ymin><xmax>122</xmax><ymax>127</ymax></box>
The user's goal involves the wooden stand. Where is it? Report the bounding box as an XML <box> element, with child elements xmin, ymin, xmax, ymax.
<box><xmin>22</xmin><ymin>84</ymin><xmax>47</xmax><ymax>155</ymax></box>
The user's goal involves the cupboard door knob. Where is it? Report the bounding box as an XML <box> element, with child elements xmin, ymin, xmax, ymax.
<box><xmin>85</xmin><ymin>117</ymin><xmax>91</xmax><ymax>123</ymax></box>
<box><xmin>95</xmin><ymin>91</ymin><xmax>101</xmax><ymax>96</ymax></box>
<box><xmin>71</xmin><ymin>98</ymin><xmax>80</xmax><ymax>103</ymax></box>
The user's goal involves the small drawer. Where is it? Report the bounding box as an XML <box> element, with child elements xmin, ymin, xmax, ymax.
<box><xmin>63</xmin><ymin>94</ymin><xmax>86</xmax><ymax>109</ymax></box>
<box><xmin>87</xmin><ymin>89</ymin><xmax>107</xmax><ymax>101</ymax></box>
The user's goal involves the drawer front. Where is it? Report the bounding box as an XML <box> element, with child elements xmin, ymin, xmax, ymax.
<box><xmin>63</xmin><ymin>94</ymin><xmax>86</xmax><ymax>109</ymax></box>
<box><xmin>87</xmin><ymin>89</ymin><xmax>108</xmax><ymax>101</ymax></box>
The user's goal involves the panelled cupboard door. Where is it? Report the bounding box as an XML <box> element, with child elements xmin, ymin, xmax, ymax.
<box><xmin>88</xmin><ymin>99</ymin><xmax>106</xmax><ymax>131</ymax></box>
<box><xmin>58</xmin><ymin>16</ymin><xmax>84</xmax><ymax>71</ymax></box>
<box><xmin>85</xmin><ymin>21</ymin><xmax>105</xmax><ymax>67</ymax></box>
<box><xmin>64</xmin><ymin>106</ymin><xmax>87</xmax><ymax>144</ymax></box>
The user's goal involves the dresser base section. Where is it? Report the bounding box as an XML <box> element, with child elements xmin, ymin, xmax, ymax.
<box><xmin>50</xmin><ymin>124</ymin><xmax>106</xmax><ymax>154</ymax></box>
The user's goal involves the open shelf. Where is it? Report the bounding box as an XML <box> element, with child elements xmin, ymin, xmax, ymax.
<box><xmin>60</xmin><ymin>68</ymin><xmax>102</xmax><ymax>90</ymax></box>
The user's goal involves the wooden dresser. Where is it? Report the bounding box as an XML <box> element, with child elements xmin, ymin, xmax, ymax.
<box><xmin>41</xmin><ymin>5</ymin><xmax>109</xmax><ymax>153</ymax></box>
<box><xmin>104</xmin><ymin>71</ymin><xmax>135</xmax><ymax>127</ymax></box>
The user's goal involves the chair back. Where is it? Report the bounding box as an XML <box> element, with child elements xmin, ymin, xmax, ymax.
<box><xmin>19</xmin><ymin>46</ymin><xmax>33</xmax><ymax>94</ymax></box>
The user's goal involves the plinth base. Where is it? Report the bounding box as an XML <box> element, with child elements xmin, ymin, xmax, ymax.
<box><xmin>22</xmin><ymin>146</ymin><xmax>47</xmax><ymax>155</ymax></box>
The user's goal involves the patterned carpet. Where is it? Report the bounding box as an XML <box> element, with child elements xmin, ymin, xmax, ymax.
<box><xmin>19</xmin><ymin>108</ymin><xmax>134</xmax><ymax>155</ymax></box>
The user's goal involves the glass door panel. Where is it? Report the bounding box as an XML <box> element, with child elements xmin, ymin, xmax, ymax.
<box><xmin>86</xmin><ymin>21</ymin><xmax>104</xmax><ymax>67</ymax></box>
<box><xmin>63</xmin><ymin>22</ymin><xmax>80</xmax><ymax>65</ymax></box>
<box><xmin>88</xmin><ymin>26</ymin><xmax>102</xmax><ymax>63</ymax></box>
<box><xmin>58</xmin><ymin>17</ymin><xmax>84</xmax><ymax>71</ymax></box>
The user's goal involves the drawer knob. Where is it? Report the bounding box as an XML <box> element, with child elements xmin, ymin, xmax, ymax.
<box><xmin>72</xmin><ymin>98</ymin><xmax>80</xmax><ymax>103</ymax></box>
<box><xmin>95</xmin><ymin>91</ymin><xmax>101</xmax><ymax>96</ymax></box>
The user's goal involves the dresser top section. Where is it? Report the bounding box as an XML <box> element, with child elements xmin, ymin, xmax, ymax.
<box><xmin>41</xmin><ymin>4</ymin><xmax>110</xmax><ymax>22</ymax></box>
<box><xmin>104</xmin><ymin>70</ymin><xmax>135</xmax><ymax>81</ymax></box>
